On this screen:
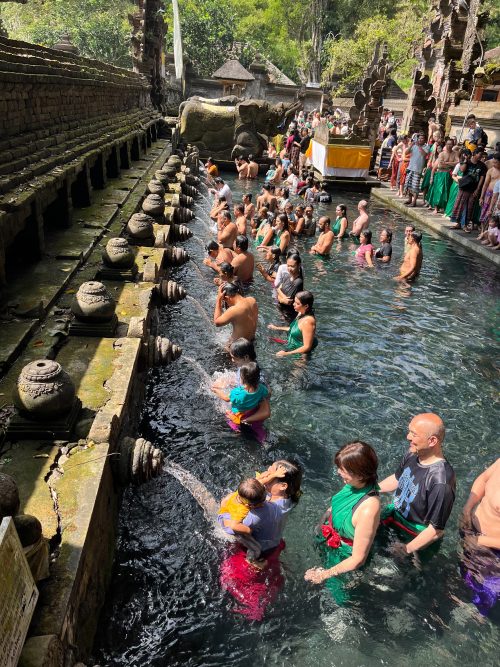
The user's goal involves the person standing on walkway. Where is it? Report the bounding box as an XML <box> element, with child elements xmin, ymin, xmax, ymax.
<box><xmin>450</xmin><ymin>149</ymin><xmax>487</xmax><ymax>231</ymax></box>
<box><xmin>403</xmin><ymin>134</ymin><xmax>429</xmax><ymax>207</ymax></box>
<box><xmin>379</xmin><ymin>413</ymin><xmax>456</xmax><ymax>555</ymax></box>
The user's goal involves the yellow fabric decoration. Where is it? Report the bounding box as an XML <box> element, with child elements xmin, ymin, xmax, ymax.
<box><xmin>325</xmin><ymin>145</ymin><xmax>371</xmax><ymax>169</ymax></box>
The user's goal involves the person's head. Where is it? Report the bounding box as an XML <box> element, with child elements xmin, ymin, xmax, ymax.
<box><xmin>487</xmin><ymin>216</ymin><xmax>499</xmax><ymax>229</ymax></box>
<box><xmin>360</xmin><ymin>229</ymin><xmax>372</xmax><ymax>245</ymax></box>
<box><xmin>467</xmin><ymin>114</ymin><xmax>476</xmax><ymax>128</ymax></box>
<box><xmin>221</xmin><ymin>282</ymin><xmax>239</xmax><ymax>303</ymax></box>
<box><xmin>206</xmin><ymin>157</ymin><xmax>215</xmax><ymax>167</ymax></box>
<box><xmin>358</xmin><ymin>199</ymin><xmax>368</xmax><ymax>211</ymax></box>
<box><xmin>286</xmin><ymin>252</ymin><xmax>302</xmax><ymax>278</ymax></box>
<box><xmin>390</xmin><ymin>128</ymin><xmax>397</xmax><ymax>138</ymax></box>
<box><xmin>432</xmin><ymin>130</ymin><xmax>442</xmax><ymax>142</ymax></box>
<box><xmin>218</xmin><ymin>195</ymin><xmax>227</xmax><ymax>205</ymax></box>
<box><xmin>407</xmin><ymin>413</ymin><xmax>445</xmax><ymax>457</ymax></box>
<box><xmin>219</xmin><ymin>262</ymin><xmax>234</xmax><ymax>280</ymax></box>
<box><xmin>428</xmin><ymin>114</ymin><xmax>436</xmax><ymax>123</ymax></box>
<box><xmin>264</xmin><ymin>460</ymin><xmax>303</xmax><ymax>503</ymax></box>
<box><xmin>259</xmin><ymin>206</ymin><xmax>269</xmax><ymax>219</ymax></box>
<box><xmin>243</xmin><ymin>192</ymin><xmax>252</xmax><ymax>203</ymax></box>
<box><xmin>471</xmin><ymin>147</ymin><xmax>483</xmax><ymax>162</ymax></box>
<box><xmin>284</xmin><ymin>202</ymin><xmax>294</xmax><ymax>215</ymax></box>
<box><xmin>301</xmin><ymin>128</ymin><xmax>308</xmax><ymax>137</ymax></box>
<box><xmin>293</xmin><ymin>290</ymin><xmax>314</xmax><ymax>316</ymax></box>
<box><xmin>336</xmin><ymin>204</ymin><xmax>347</xmax><ymax>218</ymax></box>
<box><xmin>404</xmin><ymin>223</ymin><xmax>415</xmax><ymax>238</ymax></box>
<box><xmin>206</xmin><ymin>240</ymin><xmax>219</xmax><ymax>258</ymax></box>
<box><xmin>219</xmin><ymin>210</ymin><xmax>231</xmax><ymax>225</ymax></box>
<box><xmin>265</xmin><ymin>245</ymin><xmax>281</xmax><ymax>263</ymax></box>
<box><xmin>237</xmin><ymin>478</ymin><xmax>267</xmax><ymax>507</ymax></box>
<box><xmin>491</xmin><ymin>152</ymin><xmax>500</xmax><ymax>168</ymax></box>
<box><xmin>334</xmin><ymin>441</ymin><xmax>378</xmax><ymax>487</ymax></box>
<box><xmin>380</xmin><ymin>228</ymin><xmax>392</xmax><ymax>244</ymax></box>
<box><xmin>229</xmin><ymin>338</ymin><xmax>257</xmax><ymax>366</ymax></box>
<box><xmin>275</xmin><ymin>213</ymin><xmax>289</xmax><ymax>231</ymax></box>
<box><xmin>318</xmin><ymin>216</ymin><xmax>330</xmax><ymax>232</ymax></box>
<box><xmin>262</xmin><ymin>184</ymin><xmax>271</xmax><ymax>193</ymax></box>
<box><xmin>275</xmin><ymin>157</ymin><xmax>282</xmax><ymax>167</ymax></box>
<box><xmin>417</xmin><ymin>133</ymin><xmax>426</xmax><ymax>145</ymax></box>
<box><xmin>234</xmin><ymin>203</ymin><xmax>245</xmax><ymax>217</ymax></box>
<box><xmin>248</xmin><ymin>154</ymin><xmax>254</xmax><ymax>162</ymax></box>
<box><xmin>282</xmin><ymin>187</ymin><xmax>289</xmax><ymax>199</ymax></box>
<box><xmin>234</xmin><ymin>235</ymin><xmax>249</xmax><ymax>253</ymax></box>
<box><xmin>410</xmin><ymin>231</ymin><xmax>422</xmax><ymax>246</ymax></box>
<box><xmin>305</xmin><ymin>205</ymin><xmax>314</xmax><ymax>217</ymax></box>
<box><xmin>214</xmin><ymin>177</ymin><xmax>224</xmax><ymax>189</ymax></box>
<box><xmin>239</xmin><ymin>361</ymin><xmax>261</xmax><ymax>391</ymax></box>
<box><xmin>295</xmin><ymin>204</ymin><xmax>305</xmax><ymax>217</ymax></box>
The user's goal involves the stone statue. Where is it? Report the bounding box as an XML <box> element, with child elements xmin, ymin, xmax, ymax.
<box><xmin>179</xmin><ymin>97</ymin><xmax>302</xmax><ymax>159</ymax></box>
<box><xmin>401</xmin><ymin>70</ymin><xmax>437</xmax><ymax>136</ymax></box>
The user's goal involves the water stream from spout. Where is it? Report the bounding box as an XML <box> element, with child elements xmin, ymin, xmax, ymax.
<box><xmin>186</xmin><ymin>294</ymin><xmax>213</xmax><ymax>328</ymax></box>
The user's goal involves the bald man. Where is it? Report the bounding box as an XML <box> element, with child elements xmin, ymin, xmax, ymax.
<box><xmin>379</xmin><ymin>413</ymin><xmax>456</xmax><ymax>554</ymax></box>
<box><xmin>349</xmin><ymin>199</ymin><xmax>370</xmax><ymax>241</ymax></box>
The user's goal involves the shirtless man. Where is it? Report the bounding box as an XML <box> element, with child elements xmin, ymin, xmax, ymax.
<box><xmin>217</xmin><ymin>211</ymin><xmax>238</xmax><ymax>249</ymax></box>
<box><xmin>349</xmin><ymin>200</ymin><xmax>370</xmax><ymax>240</ymax></box>
<box><xmin>210</xmin><ymin>195</ymin><xmax>228</xmax><ymax>221</ymax></box>
<box><xmin>213</xmin><ymin>282</ymin><xmax>258</xmax><ymax>345</ymax></box>
<box><xmin>233</xmin><ymin>203</ymin><xmax>248</xmax><ymax>235</ymax></box>
<box><xmin>427</xmin><ymin>114</ymin><xmax>440</xmax><ymax>145</ymax></box>
<box><xmin>479</xmin><ymin>153</ymin><xmax>500</xmax><ymax>231</ymax></box>
<box><xmin>243</xmin><ymin>193</ymin><xmax>255</xmax><ymax>222</ymax></box>
<box><xmin>256</xmin><ymin>184</ymin><xmax>277</xmax><ymax>213</ymax></box>
<box><xmin>235</xmin><ymin>156</ymin><xmax>250</xmax><ymax>179</ymax></box>
<box><xmin>395</xmin><ymin>230</ymin><xmax>423</xmax><ymax>281</ymax></box>
<box><xmin>310</xmin><ymin>216</ymin><xmax>334</xmax><ymax>256</ymax></box>
<box><xmin>460</xmin><ymin>459</ymin><xmax>500</xmax><ymax>614</ymax></box>
<box><xmin>247</xmin><ymin>155</ymin><xmax>259</xmax><ymax>179</ymax></box>
<box><xmin>380</xmin><ymin>412</ymin><xmax>456</xmax><ymax>554</ymax></box>
<box><xmin>203</xmin><ymin>240</ymin><xmax>233</xmax><ymax>273</ymax></box>
<box><xmin>231</xmin><ymin>235</ymin><xmax>255</xmax><ymax>285</ymax></box>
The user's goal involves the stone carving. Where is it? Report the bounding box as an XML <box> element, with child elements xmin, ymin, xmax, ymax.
<box><xmin>401</xmin><ymin>70</ymin><xmax>437</xmax><ymax>136</ymax></box>
<box><xmin>169</xmin><ymin>223</ymin><xmax>193</xmax><ymax>242</ymax></box>
<box><xmin>349</xmin><ymin>51</ymin><xmax>393</xmax><ymax>145</ymax></box>
<box><xmin>146</xmin><ymin>335</ymin><xmax>182</xmax><ymax>366</ymax></box>
<box><xmin>166</xmin><ymin>191</ymin><xmax>194</xmax><ymax>209</ymax></box>
<box><xmin>14</xmin><ymin>360</ymin><xmax>76</xmax><ymax>418</ymax></box>
<box><xmin>113</xmin><ymin>436</ymin><xmax>164</xmax><ymax>485</ymax></box>
<box><xmin>142</xmin><ymin>193</ymin><xmax>165</xmax><ymax>218</ymax></box>
<box><xmin>127</xmin><ymin>212</ymin><xmax>155</xmax><ymax>240</ymax></box>
<box><xmin>102</xmin><ymin>238</ymin><xmax>135</xmax><ymax>269</ymax></box>
<box><xmin>164</xmin><ymin>246</ymin><xmax>189</xmax><ymax>265</ymax></box>
<box><xmin>166</xmin><ymin>155</ymin><xmax>183</xmax><ymax>170</ymax></box>
<box><xmin>179</xmin><ymin>97</ymin><xmax>302</xmax><ymax>159</ymax></box>
<box><xmin>175</xmin><ymin>172</ymin><xmax>200</xmax><ymax>188</ymax></box>
<box><xmin>147</xmin><ymin>179</ymin><xmax>165</xmax><ymax>196</ymax></box>
<box><xmin>156</xmin><ymin>279</ymin><xmax>187</xmax><ymax>304</ymax></box>
<box><xmin>164</xmin><ymin>206</ymin><xmax>195</xmax><ymax>224</ymax></box>
<box><xmin>71</xmin><ymin>281</ymin><xmax>116</xmax><ymax>322</ymax></box>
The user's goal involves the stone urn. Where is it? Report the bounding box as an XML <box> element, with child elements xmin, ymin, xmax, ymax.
<box><xmin>142</xmin><ymin>194</ymin><xmax>165</xmax><ymax>218</ymax></box>
<box><xmin>71</xmin><ymin>281</ymin><xmax>116</xmax><ymax>322</ymax></box>
<box><xmin>0</xmin><ymin>472</ymin><xmax>20</xmax><ymax>518</ymax></box>
<box><xmin>102</xmin><ymin>237</ymin><xmax>135</xmax><ymax>269</ymax></box>
<box><xmin>160</xmin><ymin>165</ymin><xmax>178</xmax><ymax>179</ymax></box>
<box><xmin>127</xmin><ymin>212</ymin><xmax>154</xmax><ymax>240</ymax></box>
<box><xmin>167</xmin><ymin>155</ymin><xmax>182</xmax><ymax>170</ymax></box>
<box><xmin>154</xmin><ymin>170</ymin><xmax>170</xmax><ymax>185</ymax></box>
<box><xmin>14</xmin><ymin>360</ymin><xmax>76</xmax><ymax>418</ymax></box>
<box><xmin>147</xmin><ymin>179</ymin><xmax>165</xmax><ymax>197</ymax></box>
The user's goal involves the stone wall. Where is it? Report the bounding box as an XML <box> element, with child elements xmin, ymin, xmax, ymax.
<box><xmin>0</xmin><ymin>36</ymin><xmax>162</xmax><ymax>290</ymax></box>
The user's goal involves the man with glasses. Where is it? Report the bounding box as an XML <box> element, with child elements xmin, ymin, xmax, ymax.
<box><xmin>379</xmin><ymin>413</ymin><xmax>456</xmax><ymax>555</ymax></box>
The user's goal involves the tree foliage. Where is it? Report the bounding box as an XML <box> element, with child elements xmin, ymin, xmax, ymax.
<box><xmin>0</xmin><ymin>0</ymin><xmax>133</xmax><ymax>68</ymax></box>
<box><xmin>322</xmin><ymin>0</ymin><xmax>428</xmax><ymax>94</ymax></box>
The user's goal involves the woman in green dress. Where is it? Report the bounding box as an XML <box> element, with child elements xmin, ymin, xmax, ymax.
<box><xmin>304</xmin><ymin>441</ymin><xmax>380</xmax><ymax>595</ymax></box>
<box><xmin>444</xmin><ymin>159</ymin><xmax>468</xmax><ymax>218</ymax></box>
<box><xmin>268</xmin><ymin>290</ymin><xmax>318</xmax><ymax>357</ymax></box>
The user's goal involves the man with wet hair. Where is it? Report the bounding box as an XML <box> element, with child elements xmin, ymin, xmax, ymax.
<box><xmin>217</xmin><ymin>210</ymin><xmax>238</xmax><ymax>249</ymax></box>
<box><xmin>231</xmin><ymin>235</ymin><xmax>255</xmax><ymax>286</ymax></box>
<box><xmin>235</xmin><ymin>156</ymin><xmax>250</xmax><ymax>179</ymax></box>
<box><xmin>256</xmin><ymin>183</ymin><xmax>277</xmax><ymax>212</ymax></box>
<box><xmin>379</xmin><ymin>413</ymin><xmax>456</xmax><ymax>554</ymax></box>
<box><xmin>233</xmin><ymin>203</ymin><xmax>247</xmax><ymax>235</ymax></box>
<box><xmin>203</xmin><ymin>240</ymin><xmax>234</xmax><ymax>273</ymax></box>
<box><xmin>310</xmin><ymin>217</ymin><xmax>334</xmax><ymax>256</ymax></box>
<box><xmin>247</xmin><ymin>155</ymin><xmax>259</xmax><ymax>179</ymax></box>
<box><xmin>242</xmin><ymin>192</ymin><xmax>255</xmax><ymax>222</ymax></box>
<box><xmin>396</xmin><ymin>231</ymin><xmax>422</xmax><ymax>281</ymax></box>
<box><xmin>213</xmin><ymin>282</ymin><xmax>258</xmax><ymax>345</ymax></box>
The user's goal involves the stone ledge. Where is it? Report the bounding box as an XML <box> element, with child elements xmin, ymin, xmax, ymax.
<box><xmin>371</xmin><ymin>186</ymin><xmax>500</xmax><ymax>268</ymax></box>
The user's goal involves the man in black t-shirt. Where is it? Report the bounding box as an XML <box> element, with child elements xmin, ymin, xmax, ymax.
<box><xmin>374</xmin><ymin>228</ymin><xmax>393</xmax><ymax>263</ymax></box>
<box><xmin>379</xmin><ymin>413</ymin><xmax>456</xmax><ymax>554</ymax></box>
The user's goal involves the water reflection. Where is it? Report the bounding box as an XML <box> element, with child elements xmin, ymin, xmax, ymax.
<box><xmin>94</xmin><ymin>176</ymin><xmax>500</xmax><ymax>666</ymax></box>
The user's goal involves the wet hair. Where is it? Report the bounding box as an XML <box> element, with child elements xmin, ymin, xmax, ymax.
<box><xmin>337</xmin><ymin>204</ymin><xmax>347</xmax><ymax>217</ymax></box>
<box><xmin>206</xmin><ymin>240</ymin><xmax>219</xmax><ymax>253</ymax></box>
<box><xmin>243</xmin><ymin>192</ymin><xmax>252</xmax><ymax>201</ymax></box>
<box><xmin>334</xmin><ymin>441</ymin><xmax>378</xmax><ymax>485</ymax></box>
<box><xmin>235</xmin><ymin>203</ymin><xmax>245</xmax><ymax>214</ymax></box>
<box><xmin>466</xmin><ymin>114</ymin><xmax>476</xmax><ymax>121</ymax></box>
<box><xmin>219</xmin><ymin>262</ymin><xmax>234</xmax><ymax>277</ymax></box>
<box><xmin>382</xmin><ymin>228</ymin><xmax>392</xmax><ymax>243</ymax></box>
<box><xmin>263</xmin><ymin>184</ymin><xmax>271</xmax><ymax>191</ymax></box>
<box><xmin>282</xmin><ymin>187</ymin><xmax>289</xmax><ymax>198</ymax></box>
<box><xmin>361</xmin><ymin>229</ymin><xmax>372</xmax><ymax>244</ymax></box>
<box><xmin>218</xmin><ymin>196</ymin><xmax>227</xmax><ymax>203</ymax></box>
<box><xmin>235</xmin><ymin>235</ymin><xmax>249</xmax><ymax>251</ymax></box>
<box><xmin>268</xmin><ymin>246</ymin><xmax>281</xmax><ymax>262</ymax></box>
<box><xmin>220</xmin><ymin>210</ymin><xmax>231</xmax><ymax>222</ymax></box>
<box><xmin>214</xmin><ymin>177</ymin><xmax>224</xmax><ymax>184</ymax></box>
<box><xmin>492</xmin><ymin>152</ymin><xmax>500</xmax><ymax>162</ymax></box>
<box><xmin>287</xmin><ymin>251</ymin><xmax>303</xmax><ymax>278</ymax></box>
<box><xmin>270</xmin><ymin>459</ymin><xmax>304</xmax><ymax>504</ymax></box>
<box><xmin>411</xmin><ymin>231</ymin><xmax>422</xmax><ymax>245</ymax></box>
<box><xmin>229</xmin><ymin>338</ymin><xmax>257</xmax><ymax>361</ymax></box>
<box><xmin>405</xmin><ymin>223</ymin><xmax>415</xmax><ymax>232</ymax></box>
<box><xmin>207</xmin><ymin>157</ymin><xmax>215</xmax><ymax>164</ymax></box>
<box><xmin>248</xmin><ymin>154</ymin><xmax>254</xmax><ymax>161</ymax></box>
<box><xmin>472</xmin><ymin>148</ymin><xmax>483</xmax><ymax>156</ymax></box>
<box><xmin>237</xmin><ymin>478</ymin><xmax>267</xmax><ymax>506</ymax></box>
<box><xmin>276</xmin><ymin>213</ymin><xmax>289</xmax><ymax>231</ymax></box>
<box><xmin>222</xmin><ymin>282</ymin><xmax>239</xmax><ymax>297</ymax></box>
<box><xmin>239</xmin><ymin>362</ymin><xmax>261</xmax><ymax>390</ymax></box>
<box><xmin>275</xmin><ymin>158</ymin><xmax>282</xmax><ymax>165</ymax></box>
<box><xmin>296</xmin><ymin>290</ymin><xmax>314</xmax><ymax>315</ymax></box>
<box><xmin>319</xmin><ymin>216</ymin><xmax>330</xmax><ymax>227</ymax></box>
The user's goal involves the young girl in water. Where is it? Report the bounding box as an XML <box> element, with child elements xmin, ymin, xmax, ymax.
<box><xmin>212</xmin><ymin>362</ymin><xmax>270</xmax><ymax>442</ymax></box>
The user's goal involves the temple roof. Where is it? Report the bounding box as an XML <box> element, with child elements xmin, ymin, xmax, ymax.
<box><xmin>264</xmin><ymin>59</ymin><xmax>296</xmax><ymax>86</ymax></box>
<box><xmin>485</xmin><ymin>46</ymin><xmax>500</xmax><ymax>61</ymax></box>
<box><xmin>212</xmin><ymin>59</ymin><xmax>255</xmax><ymax>81</ymax></box>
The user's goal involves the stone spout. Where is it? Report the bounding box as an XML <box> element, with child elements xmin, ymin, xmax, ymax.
<box><xmin>145</xmin><ymin>335</ymin><xmax>182</xmax><ymax>366</ymax></box>
<box><xmin>156</xmin><ymin>279</ymin><xmax>187</xmax><ymax>304</ymax></box>
<box><xmin>113</xmin><ymin>436</ymin><xmax>164</xmax><ymax>485</ymax></box>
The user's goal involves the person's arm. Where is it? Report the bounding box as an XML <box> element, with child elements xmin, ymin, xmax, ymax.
<box><xmin>379</xmin><ymin>474</ymin><xmax>398</xmax><ymax>493</ymax></box>
<box><xmin>479</xmin><ymin>171</ymin><xmax>491</xmax><ymax>204</ymax></box>
<box><xmin>256</xmin><ymin>463</ymin><xmax>287</xmax><ymax>484</ymax></box>
<box><xmin>276</xmin><ymin>286</ymin><xmax>293</xmax><ymax>305</ymax></box>
<box><xmin>257</xmin><ymin>227</ymin><xmax>274</xmax><ymax>248</ymax></box>
<box><xmin>268</xmin><ymin>323</ymin><xmax>290</xmax><ymax>332</ymax></box>
<box><xmin>203</xmin><ymin>257</ymin><xmax>221</xmax><ymax>273</ymax></box>
<box><xmin>294</xmin><ymin>217</ymin><xmax>304</xmax><ymax>235</ymax></box>
<box><xmin>378</xmin><ymin>248</ymin><xmax>391</xmax><ymax>263</ymax></box>
<box><xmin>462</xmin><ymin>460</ymin><xmax>498</xmax><ymax>526</ymax></box>
<box><xmin>256</xmin><ymin>263</ymin><xmax>275</xmax><ymax>283</ymax></box>
<box><xmin>242</xmin><ymin>398</ymin><xmax>271</xmax><ymax>424</ymax></box>
<box><xmin>224</xmin><ymin>519</ymin><xmax>252</xmax><ymax>535</ymax></box>
<box><xmin>404</xmin><ymin>524</ymin><xmax>443</xmax><ymax>554</ymax></box>
<box><xmin>212</xmin><ymin>387</ymin><xmax>230</xmax><ymax>401</ymax></box>
<box><xmin>337</xmin><ymin>218</ymin><xmax>348</xmax><ymax>240</ymax></box>
<box><xmin>279</xmin><ymin>231</ymin><xmax>290</xmax><ymax>254</ymax></box>
<box><xmin>213</xmin><ymin>294</ymin><xmax>233</xmax><ymax>327</ymax></box>
<box><xmin>365</xmin><ymin>250</ymin><xmax>374</xmax><ymax>267</ymax></box>
<box><xmin>474</xmin><ymin>174</ymin><xmax>485</xmax><ymax>200</ymax></box>
<box><xmin>276</xmin><ymin>317</ymin><xmax>316</xmax><ymax>356</ymax></box>
<box><xmin>305</xmin><ymin>500</ymin><xmax>380</xmax><ymax>582</ymax></box>
<box><xmin>231</xmin><ymin>255</ymin><xmax>243</xmax><ymax>277</ymax></box>
<box><xmin>395</xmin><ymin>249</ymin><xmax>417</xmax><ymax>281</ymax></box>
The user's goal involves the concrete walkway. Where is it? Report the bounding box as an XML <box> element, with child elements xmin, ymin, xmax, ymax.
<box><xmin>371</xmin><ymin>186</ymin><xmax>500</xmax><ymax>268</ymax></box>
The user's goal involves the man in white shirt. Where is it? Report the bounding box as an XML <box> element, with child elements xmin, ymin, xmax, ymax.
<box><xmin>210</xmin><ymin>177</ymin><xmax>233</xmax><ymax>207</ymax></box>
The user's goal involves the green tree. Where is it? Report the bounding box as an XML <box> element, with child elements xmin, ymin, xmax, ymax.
<box><xmin>0</xmin><ymin>0</ymin><xmax>133</xmax><ymax>68</ymax></box>
<box><xmin>322</xmin><ymin>0</ymin><xmax>428</xmax><ymax>93</ymax></box>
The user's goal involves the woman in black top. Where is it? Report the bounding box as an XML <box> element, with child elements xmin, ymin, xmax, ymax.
<box><xmin>256</xmin><ymin>247</ymin><xmax>281</xmax><ymax>284</ymax></box>
<box><xmin>276</xmin><ymin>252</ymin><xmax>304</xmax><ymax>320</ymax></box>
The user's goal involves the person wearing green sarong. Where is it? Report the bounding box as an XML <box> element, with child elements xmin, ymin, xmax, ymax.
<box><xmin>427</xmin><ymin>139</ymin><xmax>458</xmax><ymax>213</ymax></box>
<box><xmin>304</xmin><ymin>442</ymin><xmax>380</xmax><ymax>601</ymax></box>
<box><xmin>444</xmin><ymin>160</ymin><xmax>468</xmax><ymax>218</ymax></box>
<box><xmin>268</xmin><ymin>291</ymin><xmax>318</xmax><ymax>357</ymax></box>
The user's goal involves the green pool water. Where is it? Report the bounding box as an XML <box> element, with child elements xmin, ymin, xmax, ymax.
<box><xmin>94</xmin><ymin>177</ymin><xmax>500</xmax><ymax>667</ymax></box>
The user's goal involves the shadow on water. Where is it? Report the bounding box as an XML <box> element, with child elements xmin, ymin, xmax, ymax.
<box><xmin>94</xmin><ymin>177</ymin><xmax>500</xmax><ymax>666</ymax></box>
